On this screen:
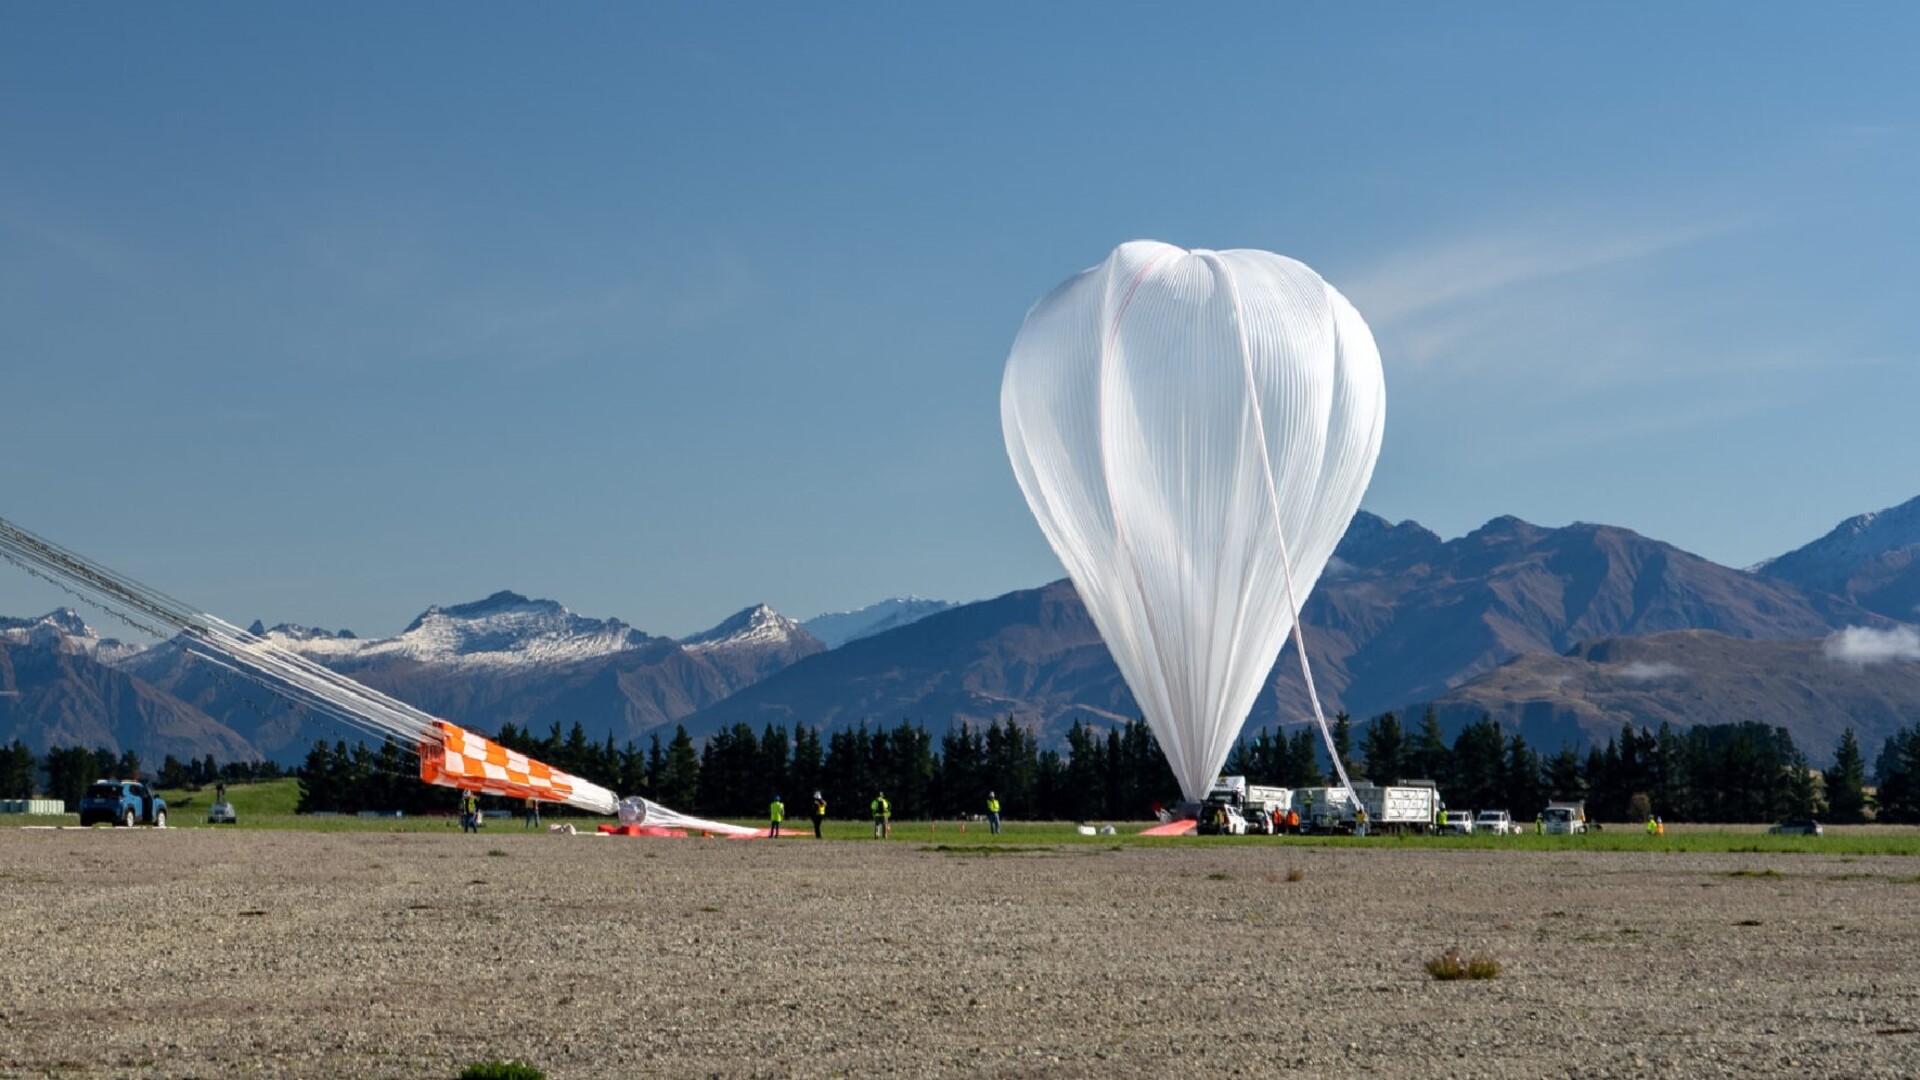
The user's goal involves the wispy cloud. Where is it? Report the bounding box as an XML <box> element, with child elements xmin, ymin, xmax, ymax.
<box><xmin>1616</xmin><ymin>660</ymin><xmax>1685</xmax><ymax>682</ymax></box>
<box><xmin>1823</xmin><ymin>625</ymin><xmax>1920</xmax><ymax>667</ymax></box>
<box><xmin>1343</xmin><ymin>217</ymin><xmax>1741</xmax><ymax>329</ymax></box>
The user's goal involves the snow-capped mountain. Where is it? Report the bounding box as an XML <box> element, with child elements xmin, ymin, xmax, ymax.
<box><xmin>803</xmin><ymin>597</ymin><xmax>960</xmax><ymax>649</ymax></box>
<box><xmin>1759</xmin><ymin>495</ymin><xmax>1920</xmax><ymax>621</ymax></box>
<box><xmin>259</xmin><ymin>590</ymin><xmax>662</xmax><ymax>669</ymax></box>
<box><xmin>0</xmin><ymin>608</ymin><xmax>143</xmax><ymax>663</ymax></box>
<box><xmin>1</xmin><ymin>610</ymin><xmax>259</xmax><ymax>761</ymax></box>
<box><xmin>682</xmin><ymin>604</ymin><xmax>826</xmax><ymax>688</ymax></box>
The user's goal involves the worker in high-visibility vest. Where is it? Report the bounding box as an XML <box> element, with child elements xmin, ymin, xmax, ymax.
<box><xmin>810</xmin><ymin>791</ymin><xmax>828</xmax><ymax>839</ymax></box>
<box><xmin>871</xmin><ymin>792</ymin><xmax>891</xmax><ymax>839</ymax></box>
<box><xmin>986</xmin><ymin>791</ymin><xmax>1002</xmax><ymax>835</ymax></box>
<box><xmin>460</xmin><ymin>791</ymin><xmax>479</xmax><ymax>834</ymax></box>
<box><xmin>769</xmin><ymin>794</ymin><xmax>785</xmax><ymax>839</ymax></box>
<box><xmin>1645</xmin><ymin>815</ymin><xmax>1658</xmax><ymax>836</ymax></box>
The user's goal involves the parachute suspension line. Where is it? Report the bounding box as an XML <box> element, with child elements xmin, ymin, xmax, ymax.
<box><xmin>0</xmin><ymin>513</ymin><xmax>618</xmax><ymax>815</ymax></box>
<box><xmin>1208</xmin><ymin>255</ymin><xmax>1361</xmax><ymax>810</ymax></box>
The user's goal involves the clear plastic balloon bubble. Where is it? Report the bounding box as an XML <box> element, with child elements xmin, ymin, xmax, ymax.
<box><xmin>1001</xmin><ymin>240</ymin><xmax>1385</xmax><ymax>801</ymax></box>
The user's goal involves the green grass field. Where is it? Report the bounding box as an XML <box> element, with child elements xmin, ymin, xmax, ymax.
<box><xmin>19</xmin><ymin>779</ymin><xmax>1920</xmax><ymax>856</ymax></box>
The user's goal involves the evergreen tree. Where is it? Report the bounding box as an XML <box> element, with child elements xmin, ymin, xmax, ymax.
<box><xmin>1783</xmin><ymin>743</ymin><xmax>1820</xmax><ymax>819</ymax></box>
<box><xmin>1502</xmin><ymin>734</ymin><xmax>1546</xmax><ymax>819</ymax></box>
<box><xmin>0</xmin><ymin>740</ymin><xmax>35</xmax><ymax>800</ymax></box>
<box><xmin>760</xmin><ymin>725</ymin><xmax>791</xmax><ymax>804</ymax></box>
<box><xmin>1543</xmin><ymin>746</ymin><xmax>1585</xmax><ymax>801</ymax></box>
<box><xmin>985</xmin><ymin>718</ymin><xmax>1040</xmax><ymax>819</ymax></box>
<box><xmin>887</xmin><ymin>721</ymin><xmax>935</xmax><ymax>818</ymax></box>
<box><xmin>1062</xmin><ymin>720</ymin><xmax>1104</xmax><ymax>821</ymax></box>
<box><xmin>645</xmin><ymin>734</ymin><xmax>667</xmax><ymax>793</ymax></box>
<box><xmin>936</xmin><ymin>723</ymin><xmax>985</xmax><ymax>817</ymax></box>
<box><xmin>1411</xmin><ymin>707</ymin><xmax>1451</xmax><ymax>788</ymax></box>
<box><xmin>1826</xmin><ymin>728</ymin><xmax>1868</xmax><ymax>824</ymax></box>
<box><xmin>1329</xmin><ymin>713</ymin><xmax>1358</xmax><ymax>781</ymax></box>
<box><xmin>790</xmin><ymin>725</ymin><xmax>826</xmax><ymax>807</ymax></box>
<box><xmin>1651</xmin><ymin>723</ymin><xmax>1690</xmax><ymax>820</ymax></box>
<box><xmin>1449</xmin><ymin>715</ymin><xmax>1507</xmax><ymax>811</ymax></box>
<box><xmin>1359</xmin><ymin>712</ymin><xmax>1406</xmax><ymax>785</ymax></box>
<box><xmin>295</xmin><ymin>740</ymin><xmax>334</xmax><ymax>813</ymax></box>
<box><xmin>1874</xmin><ymin>726</ymin><xmax>1920</xmax><ymax>824</ymax></box>
<box><xmin>1283</xmin><ymin>727</ymin><xmax>1322</xmax><ymax>787</ymax></box>
<box><xmin>659</xmin><ymin>725</ymin><xmax>700</xmax><ymax>809</ymax></box>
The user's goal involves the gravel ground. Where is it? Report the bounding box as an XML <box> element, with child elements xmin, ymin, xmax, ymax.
<box><xmin>2</xmin><ymin>827</ymin><xmax>1918</xmax><ymax>1079</ymax></box>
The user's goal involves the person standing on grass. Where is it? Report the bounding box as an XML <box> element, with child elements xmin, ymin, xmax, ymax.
<box><xmin>460</xmin><ymin>791</ymin><xmax>479</xmax><ymax>834</ymax></box>
<box><xmin>871</xmin><ymin>791</ymin><xmax>891</xmax><ymax>839</ymax></box>
<box><xmin>811</xmin><ymin>791</ymin><xmax>827</xmax><ymax>839</ymax></box>
<box><xmin>524</xmin><ymin>796</ymin><xmax>540</xmax><ymax>830</ymax></box>
<box><xmin>986</xmin><ymin>791</ymin><xmax>1002</xmax><ymax>836</ymax></box>
<box><xmin>769</xmin><ymin>794</ymin><xmax>785</xmax><ymax>838</ymax></box>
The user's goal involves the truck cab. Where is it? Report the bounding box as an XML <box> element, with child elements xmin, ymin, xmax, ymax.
<box><xmin>1438</xmin><ymin>810</ymin><xmax>1475</xmax><ymax>835</ymax></box>
<box><xmin>1196</xmin><ymin>799</ymin><xmax>1247</xmax><ymax>836</ymax></box>
<box><xmin>78</xmin><ymin>780</ymin><xmax>167</xmax><ymax>828</ymax></box>
<box><xmin>1474</xmin><ymin>810</ymin><xmax>1514</xmax><ymax>835</ymax></box>
<box><xmin>1542</xmin><ymin>802</ymin><xmax>1587</xmax><ymax>835</ymax></box>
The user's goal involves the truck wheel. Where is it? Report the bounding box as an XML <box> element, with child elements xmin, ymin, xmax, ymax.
<box><xmin>122</xmin><ymin>807</ymin><xmax>136</xmax><ymax>828</ymax></box>
<box><xmin>153</xmin><ymin>809</ymin><xmax>167</xmax><ymax>829</ymax></box>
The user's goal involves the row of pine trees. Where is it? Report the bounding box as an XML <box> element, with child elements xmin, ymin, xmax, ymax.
<box><xmin>11</xmin><ymin>710</ymin><xmax>1919</xmax><ymax>824</ymax></box>
<box><xmin>0</xmin><ymin>742</ymin><xmax>284</xmax><ymax>808</ymax></box>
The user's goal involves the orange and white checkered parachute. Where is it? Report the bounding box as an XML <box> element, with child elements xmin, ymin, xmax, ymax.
<box><xmin>418</xmin><ymin>720</ymin><xmax>617</xmax><ymax>814</ymax></box>
<box><xmin>418</xmin><ymin>720</ymin><xmax>757</xmax><ymax>834</ymax></box>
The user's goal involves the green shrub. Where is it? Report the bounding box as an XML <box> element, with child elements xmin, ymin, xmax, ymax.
<box><xmin>459</xmin><ymin>1061</ymin><xmax>545</xmax><ymax>1080</ymax></box>
<box><xmin>462</xmin><ymin>1060</ymin><xmax>549</xmax><ymax>1076</ymax></box>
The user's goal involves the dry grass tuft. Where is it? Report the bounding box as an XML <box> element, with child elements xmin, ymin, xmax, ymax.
<box><xmin>1286</xmin><ymin>867</ymin><xmax>1305</xmax><ymax>882</ymax></box>
<box><xmin>1426</xmin><ymin>947</ymin><xmax>1501</xmax><ymax>981</ymax></box>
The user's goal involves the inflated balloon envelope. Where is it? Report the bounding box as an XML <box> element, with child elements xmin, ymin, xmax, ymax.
<box><xmin>1001</xmin><ymin>240</ymin><xmax>1385</xmax><ymax>802</ymax></box>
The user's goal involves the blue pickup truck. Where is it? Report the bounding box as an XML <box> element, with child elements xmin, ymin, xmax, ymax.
<box><xmin>77</xmin><ymin>780</ymin><xmax>168</xmax><ymax>828</ymax></box>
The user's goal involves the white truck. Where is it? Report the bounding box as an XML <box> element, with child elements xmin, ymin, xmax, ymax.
<box><xmin>1542</xmin><ymin>800</ymin><xmax>1588</xmax><ymax>835</ymax></box>
<box><xmin>1474</xmin><ymin>809</ymin><xmax>1515</xmax><ymax>835</ymax></box>
<box><xmin>1291</xmin><ymin>783</ymin><xmax>1441</xmax><ymax>835</ymax></box>
<box><xmin>1200</xmin><ymin>776</ymin><xmax>1292</xmax><ymax>835</ymax></box>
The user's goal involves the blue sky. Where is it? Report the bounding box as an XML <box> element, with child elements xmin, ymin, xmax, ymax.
<box><xmin>3</xmin><ymin>4</ymin><xmax>1916</xmax><ymax>639</ymax></box>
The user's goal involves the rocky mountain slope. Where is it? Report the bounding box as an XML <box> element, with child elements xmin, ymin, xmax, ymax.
<box><xmin>1758</xmin><ymin>494</ymin><xmax>1920</xmax><ymax>622</ymax></box>
<box><xmin>1426</xmin><ymin>628</ymin><xmax>1920</xmax><ymax>760</ymax></box>
<box><xmin>0</xmin><ymin>611</ymin><xmax>256</xmax><ymax>762</ymax></box>
<box><xmin>686</xmin><ymin>511</ymin><xmax>1897</xmax><ymax>746</ymax></box>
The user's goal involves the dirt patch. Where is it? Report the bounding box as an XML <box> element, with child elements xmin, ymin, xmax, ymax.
<box><xmin>2</xmin><ymin>829</ymin><xmax>1917</xmax><ymax>1078</ymax></box>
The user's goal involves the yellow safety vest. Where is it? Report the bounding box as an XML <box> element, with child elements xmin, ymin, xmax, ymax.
<box><xmin>770</xmin><ymin>801</ymin><xmax>784</xmax><ymax>822</ymax></box>
<box><xmin>872</xmin><ymin>798</ymin><xmax>890</xmax><ymax>818</ymax></box>
<box><xmin>987</xmin><ymin>797</ymin><xmax>1000</xmax><ymax>814</ymax></box>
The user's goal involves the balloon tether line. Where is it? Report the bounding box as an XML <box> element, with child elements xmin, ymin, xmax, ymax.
<box><xmin>1206</xmin><ymin>254</ymin><xmax>1361</xmax><ymax>813</ymax></box>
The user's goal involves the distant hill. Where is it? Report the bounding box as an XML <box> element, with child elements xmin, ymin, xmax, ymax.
<box><xmin>5</xmin><ymin>496</ymin><xmax>1919</xmax><ymax>768</ymax></box>
<box><xmin>689</xmin><ymin>511</ymin><xmax>1896</xmax><ymax>743</ymax></box>
<box><xmin>802</xmin><ymin>598</ymin><xmax>960</xmax><ymax>649</ymax></box>
<box><xmin>1286</xmin><ymin>512</ymin><xmax>1891</xmax><ymax>719</ymax></box>
<box><xmin>1426</xmin><ymin>629</ymin><xmax>1920</xmax><ymax>765</ymax></box>
<box><xmin>683</xmin><ymin>580</ymin><xmax>1132</xmax><ymax>744</ymax></box>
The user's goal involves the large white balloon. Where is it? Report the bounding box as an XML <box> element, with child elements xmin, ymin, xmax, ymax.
<box><xmin>1001</xmin><ymin>241</ymin><xmax>1385</xmax><ymax>801</ymax></box>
